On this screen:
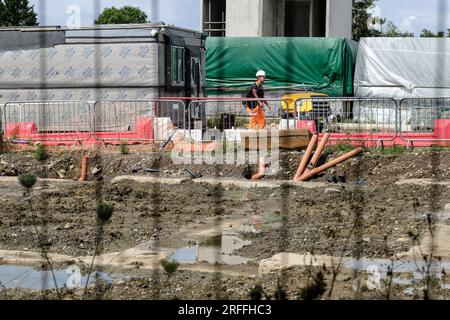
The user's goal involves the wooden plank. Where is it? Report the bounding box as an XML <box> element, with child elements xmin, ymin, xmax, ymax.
<box><xmin>241</xmin><ymin>129</ymin><xmax>311</xmax><ymax>150</ymax></box>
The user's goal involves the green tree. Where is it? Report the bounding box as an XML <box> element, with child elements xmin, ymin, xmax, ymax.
<box><xmin>352</xmin><ymin>0</ymin><xmax>382</xmax><ymax>41</ymax></box>
<box><xmin>420</xmin><ymin>29</ymin><xmax>449</xmax><ymax>38</ymax></box>
<box><xmin>94</xmin><ymin>6</ymin><xmax>149</xmax><ymax>24</ymax></box>
<box><xmin>383</xmin><ymin>20</ymin><xmax>414</xmax><ymax>37</ymax></box>
<box><xmin>353</xmin><ymin>0</ymin><xmax>415</xmax><ymax>40</ymax></box>
<box><xmin>420</xmin><ymin>29</ymin><xmax>436</xmax><ymax>37</ymax></box>
<box><xmin>0</xmin><ymin>0</ymin><xmax>38</xmax><ymax>27</ymax></box>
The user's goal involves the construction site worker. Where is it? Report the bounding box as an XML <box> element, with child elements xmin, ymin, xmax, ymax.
<box><xmin>246</xmin><ymin>70</ymin><xmax>269</xmax><ymax>129</ymax></box>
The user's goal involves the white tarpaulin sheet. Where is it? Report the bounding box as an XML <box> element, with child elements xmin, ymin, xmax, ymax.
<box><xmin>355</xmin><ymin>37</ymin><xmax>450</xmax><ymax>98</ymax></box>
<box><xmin>354</xmin><ymin>38</ymin><xmax>450</xmax><ymax>125</ymax></box>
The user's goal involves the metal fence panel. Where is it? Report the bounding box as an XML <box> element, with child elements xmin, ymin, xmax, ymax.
<box><xmin>399</xmin><ymin>97</ymin><xmax>450</xmax><ymax>144</ymax></box>
<box><xmin>2</xmin><ymin>101</ymin><xmax>92</xmax><ymax>142</ymax></box>
<box><xmin>187</xmin><ymin>98</ymin><xmax>294</xmax><ymax>142</ymax></box>
<box><xmin>296</xmin><ymin>97</ymin><xmax>399</xmax><ymax>142</ymax></box>
<box><xmin>93</xmin><ymin>100</ymin><xmax>186</xmax><ymax>143</ymax></box>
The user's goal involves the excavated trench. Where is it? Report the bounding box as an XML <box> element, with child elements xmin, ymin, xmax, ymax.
<box><xmin>1</xmin><ymin>147</ymin><xmax>450</xmax><ymax>299</ymax></box>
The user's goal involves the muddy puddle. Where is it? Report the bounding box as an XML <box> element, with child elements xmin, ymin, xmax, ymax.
<box><xmin>164</xmin><ymin>213</ymin><xmax>284</xmax><ymax>266</ymax></box>
<box><xmin>169</xmin><ymin>232</ymin><xmax>252</xmax><ymax>265</ymax></box>
<box><xmin>344</xmin><ymin>257</ymin><xmax>450</xmax><ymax>294</ymax></box>
<box><xmin>0</xmin><ymin>265</ymin><xmax>125</xmax><ymax>290</ymax></box>
<box><xmin>261</xmin><ymin>252</ymin><xmax>450</xmax><ymax>296</ymax></box>
<box><xmin>409</xmin><ymin>211</ymin><xmax>450</xmax><ymax>221</ymax></box>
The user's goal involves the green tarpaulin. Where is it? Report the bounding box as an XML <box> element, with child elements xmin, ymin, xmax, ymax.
<box><xmin>205</xmin><ymin>37</ymin><xmax>358</xmax><ymax>97</ymax></box>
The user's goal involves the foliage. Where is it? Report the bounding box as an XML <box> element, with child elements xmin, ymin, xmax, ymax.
<box><xmin>0</xmin><ymin>0</ymin><xmax>38</xmax><ymax>26</ymax></box>
<box><xmin>250</xmin><ymin>284</ymin><xmax>264</xmax><ymax>300</ymax></box>
<box><xmin>95</xmin><ymin>6</ymin><xmax>148</xmax><ymax>24</ymax></box>
<box><xmin>18</xmin><ymin>173</ymin><xmax>37</xmax><ymax>189</ymax></box>
<box><xmin>160</xmin><ymin>259</ymin><xmax>179</xmax><ymax>276</ymax></box>
<box><xmin>383</xmin><ymin>21</ymin><xmax>414</xmax><ymax>37</ymax></box>
<box><xmin>59</xmin><ymin>150</ymin><xmax>72</xmax><ymax>165</ymax></box>
<box><xmin>326</xmin><ymin>141</ymin><xmax>355</xmax><ymax>154</ymax></box>
<box><xmin>352</xmin><ymin>0</ymin><xmax>382</xmax><ymax>41</ymax></box>
<box><xmin>96</xmin><ymin>203</ymin><xmax>114</xmax><ymax>223</ymax></box>
<box><xmin>352</xmin><ymin>0</ymin><xmax>414</xmax><ymax>40</ymax></box>
<box><xmin>298</xmin><ymin>271</ymin><xmax>327</xmax><ymax>300</ymax></box>
<box><xmin>274</xmin><ymin>279</ymin><xmax>287</xmax><ymax>300</ymax></box>
<box><xmin>372</xmin><ymin>144</ymin><xmax>406</xmax><ymax>156</ymax></box>
<box><xmin>420</xmin><ymin>29</ymin><xmax>450</xmax><ymax>38</ymax></box>
<box><xmin>34</xmin><ymin>143</ymin><xmax>48</xmax><ymax>162</ymax></box>
<box><xmin>118</xmin><ymin>142</ymin><xmax>129</xmax><ymax>155</ymax></box>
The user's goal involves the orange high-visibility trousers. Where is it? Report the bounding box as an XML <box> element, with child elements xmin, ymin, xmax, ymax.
<box><xmin>246</xmin><ymin>105</ymin><xmax>266</xmax><ymax>129</ymax></box>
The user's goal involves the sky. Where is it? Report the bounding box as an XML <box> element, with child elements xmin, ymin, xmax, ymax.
<box><xmin>28</xmin><ymin>0</ymin><xmax>201</xmax><ymax>30</ymax></box>
<box><xmin>29</xmin><ymin>0</ymin><xmax>449</xmax><ymax>36</ymax></box>
<box><xmin>377</xmin><ymin>0</ymin><xmax>449</xmax><ymax>35</ymax></box>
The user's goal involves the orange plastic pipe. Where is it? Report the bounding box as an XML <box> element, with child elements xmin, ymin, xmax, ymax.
<box><xmin>297</xmin><ymin>147</ymin><xmax>363</xmax><ymax>182</ymax></box>
<box><xmin>79</xmin><ymin>155</ymin><xmax>89</xmax><ymax>181</ymax></box>
<box><xmin>293</xmin><ymin>133</ymin><xmax>318</xmax><ymax>181</ymax></box>
<box><xmin>307</xmin><ymin>133</ymin><xmax>330</xmax><ymax>170</ymax></box>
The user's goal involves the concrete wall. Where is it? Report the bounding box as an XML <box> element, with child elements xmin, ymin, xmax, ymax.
<box><xmin>204</xmin><ymin>0</ymin><xmax>352</xmax><ymax>38</ymax></box>
<box><xmin>262</xmin><ymin>0</ymin><xmax>278</xmax><ymax>36</ymax></box>
<box><xmin>326</xmin><ymin>0</ymin><xmax>352</xmax><ymax>38</ymax></box>
<box><xmin>226</xmin><ymin>0</ymin><xmax>262</xmax><ymax>36</ymax></box>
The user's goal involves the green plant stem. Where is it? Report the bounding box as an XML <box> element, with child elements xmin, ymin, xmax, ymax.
<box><xmin>84</xmin><ymin>222</ymin><xmax>104</xmax><ymax>298</ymax></box>
<box><xmin>27</xmin><ymin>189</ymin><xmax>62</xmax><ymax>299</ymax></box>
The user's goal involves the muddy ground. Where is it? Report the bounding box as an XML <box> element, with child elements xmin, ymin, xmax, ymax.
<box><xmin>1</xmin><ymin>144</ymin><xmax>450</xmax><ymax>300</ymax></box>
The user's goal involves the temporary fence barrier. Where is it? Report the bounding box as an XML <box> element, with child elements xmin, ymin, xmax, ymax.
<box><xmin>2</xmin><ymin>101</ymin><xmax>92</xmax><ymax>145</ymax></box>
<box><xmin>399</xmin><ymin>98</ymin><xmax>450</xmax><ymax>147</ymax></box>
<box><xmin>2</xmin><ymin>97</ymin><xmax>450</xmax><ymax>147</ymax></box>
<box><xmin>92</xmin><ymin>100</ymin><xmax>186</xmax><ymax>144</ymax></box>
<box><xmin>186</xmin><ymin>98</ymin><xmax>293</xmax><ymax>142</ymax></box>
<box><xmin>294</xmin><ymin>97</ymin><xmax>399</xmax><ymax>147</ymax></box>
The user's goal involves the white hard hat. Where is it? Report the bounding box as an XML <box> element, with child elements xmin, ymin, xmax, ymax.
<box><xmin>256</xmin><ymin>70</ymin><xmax>266</xmax><ymax>78</ymax></box>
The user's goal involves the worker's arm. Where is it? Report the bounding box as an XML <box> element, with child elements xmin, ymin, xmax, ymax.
<box><xmin>252</xmin><ymin>89</ymin><xmax>268</xmax><ymax>106</ymax></box>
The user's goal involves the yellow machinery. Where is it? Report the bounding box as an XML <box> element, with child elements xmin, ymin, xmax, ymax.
<box><xmin>281</xmin><ymin>92</ymin><xmax>331</xmax><ymax>132</ymax></box>
<box><xmin>281</xmin><ymin>92</ymin><xmax>329</xmax><ymax>114</ymax></box>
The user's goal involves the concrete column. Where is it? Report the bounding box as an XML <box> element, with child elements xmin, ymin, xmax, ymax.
<box><xmin>309</xmin><ymin>0</ymin><xmax>314</xmax><ymax>37</ymax></box>
<box><xmin>326</xmin><ymin>0</ymin><xmax>352</xmax><ymax>38</ymax></box>
<box><xmin>200</xmin><ymin>0</ymin><xmax>204</xmax><ymax>32</ymax></box>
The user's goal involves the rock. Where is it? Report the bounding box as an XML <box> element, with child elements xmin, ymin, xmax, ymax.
<box><xmin>396</xmin><ymin>237</ymin><xmax>410</xmax><ymax>243</ymax></box>
<box><xmin>363</xmin><ymin>237</ymin><xmax>371</xmax><ymax>243</ymax></box>
<box><xmin>92</xmin><ymin>167</ymin><xmax>102</xmax><ymax>175</ymax></box>
<box><xmin>57</xmin><ymin>170</ymin><xmax>65</xmax><ymax>179</ymax></box>
<box><xmin>0</xmin><ymin>160</ymin><xmax>8</xmax><ymax>166</ymax></box>
<box><xmin>64</xmin><ymin>223</ymin><xmax>72</xmax><ymax>230</ymax></box>
<box><xmin>327</xmin><ymin>176</ymin><xmax>338</xmax><ymax>183</ymax></box>
<box><xmin>47</xmin><ymin>161</ymin><xmax>57</xmax><ymax>169</ymax></box>
<box><xmin>11</xmin><ymin>233</ymin><xmax>18</xmax><ymax>237</ymax></box>
<box><xmin>325</xmin><ymin>188</ymin><xmax>341</xmax><ymax>194</ymax></box>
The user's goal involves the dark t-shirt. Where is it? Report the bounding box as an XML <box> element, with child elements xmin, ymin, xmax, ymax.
<box><xmin>247</xmin><ymin>82</ymin><xmax>264</xmax><ymax>98</ymax></box>
<box><xmin>245</xmin><ymin>82</ymin><xmax>265</xmax><ymax>109</ymax></box>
